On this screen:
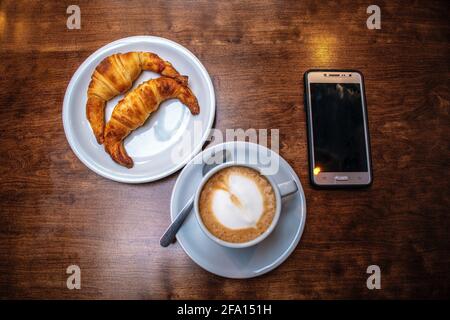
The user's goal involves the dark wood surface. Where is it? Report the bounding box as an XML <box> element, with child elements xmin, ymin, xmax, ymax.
<box><xmin>0</xmin><ymin>0</ymin><xmax>448</xmax><ymax>299</ymax></box>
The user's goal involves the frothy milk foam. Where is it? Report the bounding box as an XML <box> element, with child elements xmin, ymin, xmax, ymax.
<box><xmin>199</xmin><ymin>166</ymin><xmax>276</xmax><ymax>243</ymax></box>
<box><xmin>212</xmin><ymin>174</ymin><xmax>264</xmax><ymax>229</ymax></box>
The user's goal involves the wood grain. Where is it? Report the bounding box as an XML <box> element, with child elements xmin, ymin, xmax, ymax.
<box><xmin>0</xmin><ymin>0</ymin><xmax>449</xmax><ymax>299</ymax></box>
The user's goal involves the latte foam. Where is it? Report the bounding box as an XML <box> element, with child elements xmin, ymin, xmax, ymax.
<box><xmin>199</xmin><ymin>166</ymin><xmax>276</xmax><ymax>243</ymax></box>
<box><xmin>212</xmin><ymin>174</ymin><xmax>264</xmax><ymax>229</ymax></box>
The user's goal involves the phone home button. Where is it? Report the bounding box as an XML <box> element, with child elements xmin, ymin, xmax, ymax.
<box><xmin>335</xmin><ymin>176</ymin><xmax>349</xmax><ymax>181</ymax></box>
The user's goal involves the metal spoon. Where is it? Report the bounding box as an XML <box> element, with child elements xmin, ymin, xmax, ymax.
<box><xmin>159</xmin><ymin>149</ymin><xmax>231</xmax><ymax>247</ymax></box>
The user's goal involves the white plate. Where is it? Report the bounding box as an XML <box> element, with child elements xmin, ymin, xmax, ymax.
<box><xmin>63</xmin><ymin>36</ymin><xmax>215</xmax><ymax>183</ymax></box>
<box><xmin>171</xmin><ymin>142</ymin><xmax>307</xmax><ymax>278</ymax></box>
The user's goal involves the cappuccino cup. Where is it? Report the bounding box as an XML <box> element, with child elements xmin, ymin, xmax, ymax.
<box><xmin>194</xmin><ymin>163</ymin><xmax>298</xmax><ymax>248</ymax></box>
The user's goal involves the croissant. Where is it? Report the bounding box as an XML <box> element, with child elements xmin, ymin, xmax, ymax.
<box><xmin>86</xmin><ymin>52</ymin><xmax>187</xmax><ymax>144</ymax></box>
<box><xmin>103</xmin><ymin>77</ymin><xmax>200</xmax><ymax>168</ymax></box>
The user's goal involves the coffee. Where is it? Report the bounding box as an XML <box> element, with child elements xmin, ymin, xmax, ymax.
<box><xmin>199</xmin><ymin>166</ymin><xmax>276</xmax><ymax>243</ymax></box>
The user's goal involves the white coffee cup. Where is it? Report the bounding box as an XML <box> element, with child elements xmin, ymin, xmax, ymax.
<box><xmin>194</xmin><ymin>162</ymin><xmax>298</xmax><ymax>248</ymax></box>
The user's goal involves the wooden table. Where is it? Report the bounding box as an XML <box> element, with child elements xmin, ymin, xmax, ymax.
<box><xmin>0</xmin><ymin>0</ymin><xmax>448</xmax><ymax>299</ymax></box>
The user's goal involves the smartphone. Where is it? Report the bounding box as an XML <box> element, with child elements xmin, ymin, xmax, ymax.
<box><xmin>304</xmin><ymin>70</ymin><xmax>372</xmax><ymax>188</ymax></box>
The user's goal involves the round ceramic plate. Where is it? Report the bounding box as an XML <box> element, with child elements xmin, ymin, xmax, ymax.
<box><xmin>171</xmin><ymin>142</ymin><xmax>307</xmax><ymax>278</ymax></box>
<box><xmin>62</xmin><ymin>36</ymin><xmax>215</xmax><ymax>183</ymax></box>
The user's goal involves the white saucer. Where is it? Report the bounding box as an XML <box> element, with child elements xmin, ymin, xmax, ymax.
<box><xmin>62</xmin><ymin>36</ymin><xmax>215</xmax><ymax>183</ymax></box>
<box><xmin>170</xmin><ymin>142</ymin><xmax>307</xmax><ymax>278</ymax></box>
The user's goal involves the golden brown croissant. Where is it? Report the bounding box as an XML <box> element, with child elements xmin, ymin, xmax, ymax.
<box><xmin>86</xmin><ymin>52</ymin><xmax>187</xmax><ymax>144</ymax></box>
<box><xmin>104</xmin><ymin>77</ymin><xmax>200</xmax><ymax>168</ymax></box>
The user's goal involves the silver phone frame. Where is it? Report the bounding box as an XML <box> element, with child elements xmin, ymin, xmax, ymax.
<box><xmin>306</xmin><ymin>71</ymin><xmax>372</xmax><ymax>186</ymax></box>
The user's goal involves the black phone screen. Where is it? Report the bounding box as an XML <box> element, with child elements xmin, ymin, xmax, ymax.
<box><xmin>310</xmin><ymin>83</ymin><xmax>368</xmax><ymax>172</ymax></box>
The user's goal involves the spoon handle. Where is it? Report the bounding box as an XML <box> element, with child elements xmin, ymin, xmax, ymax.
<box><xmin>159</xmin><ymin>195</ymin><xmax>195</xmax><ymax>247</ymax></box>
